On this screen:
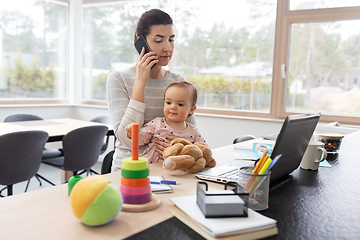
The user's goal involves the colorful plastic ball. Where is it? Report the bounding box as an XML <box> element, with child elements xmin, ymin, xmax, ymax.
<box><xmin>253</xmin><ymin>190</ymin><xmax>266</xmax><ymax>203</ymax></box>
<box><xmin>70</xmin><ymin>175</ymin><xmax>123</xmax><ymax>226</ymax></box>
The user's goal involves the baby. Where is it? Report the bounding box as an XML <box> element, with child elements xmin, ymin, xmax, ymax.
<box><xmin>126</xmin><ymin>81</ymin><xmax>207</xmax><ymax>163</ymax></box>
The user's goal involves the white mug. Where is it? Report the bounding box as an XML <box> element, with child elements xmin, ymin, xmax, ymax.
<box><xmin>300</xmin><ymin>141</ymin><xmax>327</xmax><ymax>171</ymax></box>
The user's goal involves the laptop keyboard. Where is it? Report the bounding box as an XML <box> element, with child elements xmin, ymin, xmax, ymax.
<box><xmin>219</xmin><ymin>169</ymin><xmax>239</xmax><ymax>181</ymax></box>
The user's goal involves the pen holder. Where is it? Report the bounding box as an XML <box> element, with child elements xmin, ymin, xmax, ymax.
<box><xmin>238</xmin><ymin>166</ymin><xmax>270</xmax><ymax>211</ymax></box>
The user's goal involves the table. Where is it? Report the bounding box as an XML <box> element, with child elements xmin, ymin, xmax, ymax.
<box><xmin>1</xmin><ymin>131</ymin><xmax>359</xmax><ymax>239</ymax></box>
<box><xmin>0</xmin><ymin>118</ymin><xmax>114</xmax><ymax>182</ymax></box>
<box><xmin>0</xmin><ymin>118</ymin><xmax>113</xmax><ymax>142</ymax></box>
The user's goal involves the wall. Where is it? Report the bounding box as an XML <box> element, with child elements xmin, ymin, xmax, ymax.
<box><xmin>195</xmin><ymin>115</ymin><xmax>283</xmax><ymax>148</ymax></box>
<box><xmin>1</xmin><ymin>105</ymin><xmax>74</xmax><ymax>121</ymax></box>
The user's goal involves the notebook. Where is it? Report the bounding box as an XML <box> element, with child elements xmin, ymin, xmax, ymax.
<box><xmin>195</xmin><ymin>113</ymin><xmax>321</xmax><ymax>184</ymax></box>
<box><xmin>170</xmin><ymin>195</ymin><xmax>277</xmax><ymax>238</ymax></box>
<box><xmin>150</xmin><ymin>176</ymin><xmax>172</xmax><ymax>193</ymax></box>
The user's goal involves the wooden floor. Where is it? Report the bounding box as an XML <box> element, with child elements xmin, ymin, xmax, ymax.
<box><xmin>0</xmin><ymin>161</ymin><xmax>103</xmax><ymax>197</ymax></box>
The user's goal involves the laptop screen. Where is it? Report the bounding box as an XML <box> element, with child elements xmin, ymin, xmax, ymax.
<box><xmin>269</xmin><ymin>113</ymin><xmax>320</xmax><ymax>182</ymax></box>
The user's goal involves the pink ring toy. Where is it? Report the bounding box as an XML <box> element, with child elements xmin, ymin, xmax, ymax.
<box><xmin>122</xmin><ymin>192</ymin><xmax>152</xmax><ymax>204</ymax></box>
<box><xmin>120</xmin><ymin>184</ymin><xmax>151</xmax><ymax>196</ymax></box>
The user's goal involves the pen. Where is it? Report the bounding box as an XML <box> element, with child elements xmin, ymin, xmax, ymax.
<box><xmin>248</xmin><ymin>155</ymin><xmax>282</xmax><ymax>194</ymax></box>
<box><xmin>265</xmin><ymin>154</ymin><xmax>282</xmax><ymax>173</ymax></box>
<box><xmin>150</xmin><ymin>180</ymin><xmax>182</xmax><ymax>185</ymax></box>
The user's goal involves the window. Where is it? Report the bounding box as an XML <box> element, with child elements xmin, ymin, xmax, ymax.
<box><xmin>82</xmin><ymin>0</ymin><xmax>158</xmax><ymax>101</ymax></box>
<box><xmin>6</xmin><ymin>0</ymin><xmax>352</xmax><ymax>124</ymax></box>
<box><xmin>81</xmin><ymin>0</ymin><xmax>360</xmax><ymax>124</ymax></box>
<box><xmin>82</xmin><ymin>0</ymin><xmax>277</xmax><ymax>115</ymax></box>
<box><xmin>287</xmin><ymin>20</ymin><xmax>360</xmax><ymax>116</ymax></box>
<box><xmin>0</xmin><ymin>0</ymin><xmax>68</xmax><ymax>103</ymax></box>
<box><xmin>278</xmin><ymin>1</ymin><xmax>360</xmax><ymax>124</ymax></box>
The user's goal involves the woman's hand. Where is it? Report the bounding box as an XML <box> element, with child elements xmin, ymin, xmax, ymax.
<box><xmin>135</xmin><ymin>48</ymin><xmax>158</xmax><ymax>85</ymax></box>
<box><xmin>131</xmin><ymin>48</ymin><xmax>158</xmax><ymax>103</ymax></box>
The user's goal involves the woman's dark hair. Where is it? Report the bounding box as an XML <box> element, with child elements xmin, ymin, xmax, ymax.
<box><xmin>134</xmin><ymin>9</ymin><xmax>173</xmax><ymax>42</ymax></box>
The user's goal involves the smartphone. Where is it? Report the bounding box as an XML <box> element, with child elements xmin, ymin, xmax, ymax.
<box><xmin>134</xmin><ymin>35</ymin><xmax>156</xmax><ymax>69</ymax></box>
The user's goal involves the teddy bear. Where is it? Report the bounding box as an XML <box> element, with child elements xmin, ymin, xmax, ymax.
<box><xmin>162</xmin><ymin>138</ymin><xmax>217</xmax><ymax>173</ymax></box>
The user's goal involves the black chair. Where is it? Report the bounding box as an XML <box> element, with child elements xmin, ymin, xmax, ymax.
<box><xmin>3</xmin><ymin>113</ymin><xmax>60</xmax><ymax>186</ymax></box>
<box><xmin>233</xmin><ymin>134</ymin><xmax>256</xmax><ymax>144</ymax></box>
<box><xmin>42</xmin><ymin>125</ymin><xmax>108</xmax><ymax>177</ymax></box>
<box><xmin>4</xmin><ymin>113</ymin><xmax>43</xmax><ymax>122</ymax></box>
<box><xmin>0</xmin><ymin>131</ymin><xmax>48</xmax><ymax>196</ymax></box>
<box><xmin>101</xmin><ymin>150</ymin><xmax>114</xmax><ymax>174</ymax></box>
<box><xmin>90</xmin><ymin>115</ymin><xmax>111</xmax><ymax>155</ymax></box>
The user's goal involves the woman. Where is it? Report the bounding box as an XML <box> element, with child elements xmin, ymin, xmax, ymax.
<box><xmin>106</xmin><ymin>9</ymin><xmax>196</xmax><ymax>172</ymax></box>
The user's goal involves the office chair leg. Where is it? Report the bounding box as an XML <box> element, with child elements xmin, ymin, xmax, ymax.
<box><xmin>35</xmin><ymin>174</ymin><xmax>56</xmax><ymax>186</ymax></box>
<box><xmin>25</xmin><ymin>179</ymin><xmax>31</xmax><ymax>192</ymax></box>
<box><xmin>76</xmin><ymin>170</ymin><xmax>86</xmax><ymax>176</ymax></box>
<box><xmin>90</xmin><ymin>169</ymin><xmax>99</xmax><ymax>175</ymax></box>
<box><xmin>7</xmin><ymin>185</ymin><xmax>13</xmax><ymax>196</ymax></box>
<box><xmin>35</xmin><ymin>175</ymin><xmax>42</xmax><ymax>186</ymax></box>
<box><xmin>0</xmin><ymin>186</ymin><xmax>7</xmax><ymax>197</ymax></box>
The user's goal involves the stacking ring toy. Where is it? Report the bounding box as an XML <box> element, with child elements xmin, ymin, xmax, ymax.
<box><xmin>121</xmin><ymin>192</ymin><xmax>152</xmax><ymax>204</ymax></box>
<box><xmin>120</xmin><ymin>185</ymin><xmax>151</xmax><ymax>196</ymax></box>
<box><xmin>121</xmin><ymin>168</ymin><xmax>149</xmax><ymax>179</ymax></box>
<box><xmin>121</xmin><ymin>177</ymin><xmax>150</xmax><ymax>187</ymax></box>
<box><xmin>122</xmin><ymin>157</ymin><xmax>148</xmax><ymax>170</ymax></box>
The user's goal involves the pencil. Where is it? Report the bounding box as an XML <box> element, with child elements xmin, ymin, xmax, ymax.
<box><xmin>244</xmin><ymin>151</ymin><xmax>268</xmax><ymax>190</ymax></box>
<box><xmin>253</xmin><ymin>150</ymin><xmax>268</xmax><ymax>174</ymax></box>
<box><xmin>248</xmin><ymin>157</ymin><xmax>272</xmax><ymax>193</ymax></box>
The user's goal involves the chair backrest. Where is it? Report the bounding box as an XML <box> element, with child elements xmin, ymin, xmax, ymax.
<box><xmin>233</xmin><ymin>135</ymin><xmax>256</xmax><ymax>144</ymax></box>
<box><xmin>4</xmin><ymin>113</ymin><xmax>43</xmax><ymax>122</ymax></box>
<box><xmin>101</xmin><ymin>150</ymin><xmax>114</xmax><ymax>174</ymax></box>
<box><xmin>0</xmin><ymin>131</ymin><xmax>49</xmax><ymax>185</ymax></box>
<box><xmin>90</xmin><ymin>115</ymin><xmax>111</xmax><ymax>154</ymax></box>
<box><xmin>62</xmin><ymin>125</ymin><xmax>108</xmax><ymax>172</ymax></box>
<box><xmin>90</xmin><ymin>115</ymin><xmax>111</xmax><ymax>125</ymax></box>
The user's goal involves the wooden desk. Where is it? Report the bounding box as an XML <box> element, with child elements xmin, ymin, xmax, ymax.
<box><xmin>1</xmin><ymin>132</ymin><xmax>359</xmax><ymax>239</ymax></box>
<box><xmin>0</xmin><ymin>161</ymin><xmax>225</xmax><ymax>240</ymax></box>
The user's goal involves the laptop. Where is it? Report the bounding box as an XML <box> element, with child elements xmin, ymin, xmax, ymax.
<box><xmin>195</xmin><ymin>113</ymin><xmax>321</xmax><ymax>184</ymax></box>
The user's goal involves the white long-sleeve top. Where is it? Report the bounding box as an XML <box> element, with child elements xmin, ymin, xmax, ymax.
<box><xmin>106</xmin><ymin>67</ymin><xmax>196</xmax><ymax>171</ymax></box>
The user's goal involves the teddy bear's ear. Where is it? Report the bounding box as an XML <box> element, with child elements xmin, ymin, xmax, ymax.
<box><xmin>171</xmin><ymin>138</ymin><xmax>192</xmax><ymax>146</ymax></box>
<box><xmin>163</xmin><ymin>143</ymin><xmax>184</xmax><ymax>159</ymax></box>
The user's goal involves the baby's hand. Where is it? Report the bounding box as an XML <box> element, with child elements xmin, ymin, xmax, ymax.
<box><xmin>125</xmin><ymin>124</ymin><xmax>132</xmax><ymax>139</ymax></box>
